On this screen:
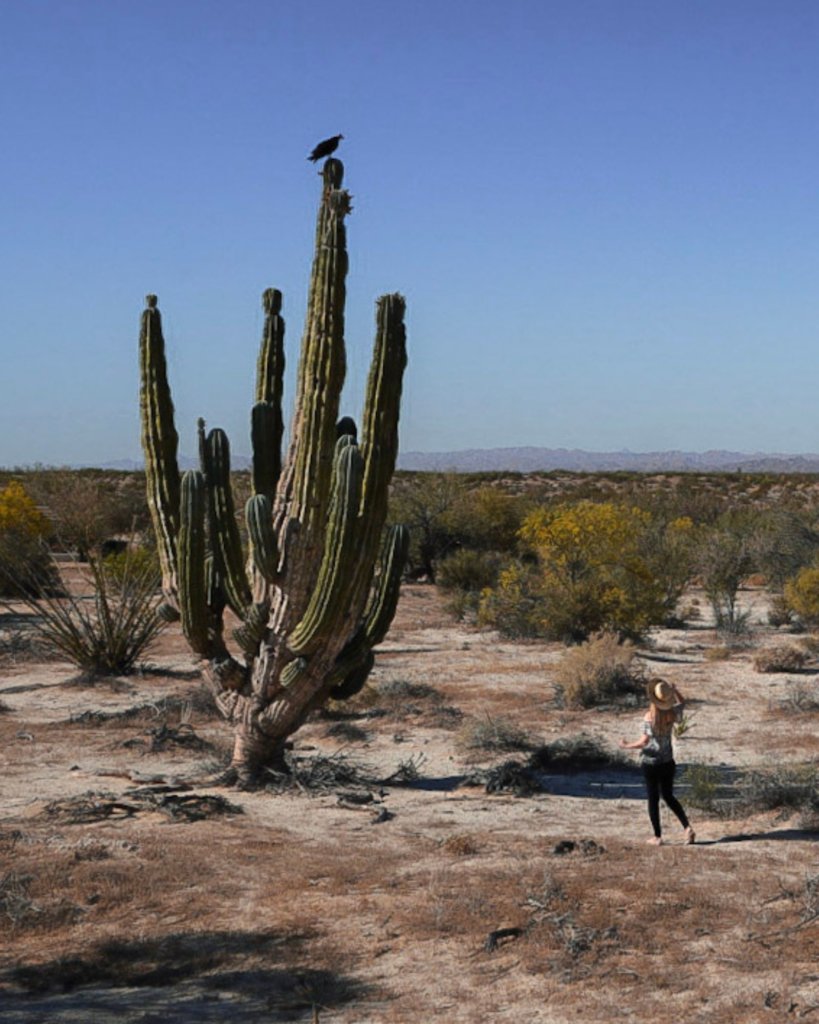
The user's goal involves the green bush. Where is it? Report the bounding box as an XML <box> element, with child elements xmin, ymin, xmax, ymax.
<box><xmin>681</xmin><ymin>763</ymin><xmax>721</xmax><ymax>811</ymax></box>
<box><xmin>784</xmin><ymin>567</ymin><xmax>819</xmax><ymax>628</ymax></box>
<box><xmin>101</xmin><ymin>545</ymin><xmax>160</xmax><ymax>592</ymax></box>
<box><xmin>477</xmin><ymin>562</ymin><xmax>545</xmax><ymax>638</ymax></box>
<box><xmin>0</xmin><ymin>481</ymin><xmax>60</xmax><ymax>597</ymax></box>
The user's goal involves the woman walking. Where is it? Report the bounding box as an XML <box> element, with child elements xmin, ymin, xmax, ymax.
<box><xmin>619</xmin><ymin>678</ymin><xmax>695</xmax><ymax>846</ymax></box>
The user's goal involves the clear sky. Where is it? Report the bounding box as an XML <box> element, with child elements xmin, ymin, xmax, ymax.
<box><xmin>2</xmin><ymin>0</ymin><xmax>819</xmax><ymax>467</ymax></box>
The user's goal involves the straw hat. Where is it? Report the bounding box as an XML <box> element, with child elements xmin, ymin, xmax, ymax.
<box><xmin>646</xmin><ymin>678</ymin><xmax>676</xmax><ymax>710</ymax></box>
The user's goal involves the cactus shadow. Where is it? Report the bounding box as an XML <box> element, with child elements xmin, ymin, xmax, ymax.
<box><xmin>4</xmin><ymin>927</ymin><xmax>369</xmax><ymax>1023</ymax></box>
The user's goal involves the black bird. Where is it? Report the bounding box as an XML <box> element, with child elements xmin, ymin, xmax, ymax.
<box><xmin>308</xmin><ymin>134</ymin><xmax>344</xmax><ymax>162</ymax></box>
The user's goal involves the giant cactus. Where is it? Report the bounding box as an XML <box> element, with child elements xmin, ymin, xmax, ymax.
<box><xmin>139</xmin><ymin>158</ymin><xmax>408</xmax><ymax>785</ymax></box>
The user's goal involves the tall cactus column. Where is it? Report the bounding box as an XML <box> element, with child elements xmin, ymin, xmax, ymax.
<box><xmin>139</xmin><ymin>158</ymin><xmax>408</xmax><ymax>786</ymax></box>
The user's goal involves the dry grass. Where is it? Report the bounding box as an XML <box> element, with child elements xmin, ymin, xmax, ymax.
<box><xmin>456</xmin><ymin>714</ymin><xmax>535</xmax><ymax>755</ymax></box>
<box><xmin>753</xmin><ymin>644</ymin><xmax>809</xmax><ymax>673</ymax></box>
<box><xmin>554</xmin><ymin>631</ymin><xmax>645</xmax><ymax>708</ymax></box>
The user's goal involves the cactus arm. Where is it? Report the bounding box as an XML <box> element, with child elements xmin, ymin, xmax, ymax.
<box><xmin>342</xmin><ymin>294</ymin><xmax>408</xmax><ymax>619</ymax></box>
<box><xmin>252</xmin><ymin>288</ymin><xmax>285</xmax><ymax>501</ymax></box>
<box><xmin>178</xmin><ymin>470</ymin><xmax>210</xmax><ymax>656</ymax></box>
<box><xmin>330</xmin><ymin>650</ymin><xmax>375</xmax><ymax>701</ymax></box>
<box><xmin>251</xmin><ymin>402</ymin><xmax>281</xmax><ymax>504</ymax></box>
<box><xmin>274</xmin><ymin>160</ymin><xmax>350</xmax><ymax>591</ymax></box>
<box><xmin>139</xmin><ymin>294</ymin><xmax>180</xmax><ymax>603</ymax></box>
<box><xmin>327</xmin><ymin>523</ymin><xmax>408</xmax><ymax>698</ymax></box>
<box><xmin>245</xmin><ymin>494</ymin><xmax>279</xmax><ymax>583</ymax></box>
<box><xmin>363</xmin><ymin>524</ymin><xmax>409</xmax><ymax>645</ymax></box>
<box><xmin>205</xmin><ymin>428</ymin><xmax>252</xmax><ymax>618</ymax></box>
<box><xmin>359</xmin><ymin>294</ymin><xmax>407</xmax><ymax>538</ymax></box>
<box><xmin>232</xmin><ymin>600</ymin><xmax>271</xmax><ymax>660</ymax></box>
<box><xmin>287</xmin><ymin>441</ymin><xmax>364</xmax><ymax>656</ymax></box>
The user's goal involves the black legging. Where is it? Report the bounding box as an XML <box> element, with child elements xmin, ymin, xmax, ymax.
<box><xmin>642</xmin><ymin>761</ymin><xmax>689</xmax><ymax>837</ymax></box>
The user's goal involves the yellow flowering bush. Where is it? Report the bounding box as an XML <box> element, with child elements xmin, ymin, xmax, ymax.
<box><xmin>481</xmin><ymin>501</ymin><xmax>690</xmax><ymax>641</ymax></box>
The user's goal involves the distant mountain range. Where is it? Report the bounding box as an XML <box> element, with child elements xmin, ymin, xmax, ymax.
<box><xmin>83</xmin><ymin>448</ymin><xmax>819</xmax><ymax>474</ymax></box>
<box><xmin>395</xmin><ymin>448</ymin><xmax>819</xmax><ymax>474</ymax></box>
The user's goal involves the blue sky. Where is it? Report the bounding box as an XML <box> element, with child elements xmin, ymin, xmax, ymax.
<box><xmin>2</xmin><ymin>0</ymin><xmax>819</xmax><ymax>466</ymax></box>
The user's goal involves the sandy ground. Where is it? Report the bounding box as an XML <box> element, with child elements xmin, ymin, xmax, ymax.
<box><xmin>1</xmin><ymin>583</ymin><xmax>818</xmax><ymax>1023</ymax></box>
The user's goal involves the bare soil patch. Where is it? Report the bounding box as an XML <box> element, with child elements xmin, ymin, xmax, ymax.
<box><xmin>1</xmin><ymin>584</ymin><xmax>817</xmax><ymax>1022</ymax></box>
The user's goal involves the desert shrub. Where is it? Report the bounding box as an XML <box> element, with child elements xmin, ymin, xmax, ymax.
<box><xmin>447</xmin><ymin>485</ymin><xmax>528</xmax><ymax>553</ymax></box>
<box><xmin>0</xmin><ymin>481</ymin><xmax>60</xmax><ymax>598</ymax></box>
<box><xmin>457</xmin><ymin>714</ymin><xmax>534</xmax><ymax>754</ymax></box>
<box><xmin>737</xmin><ymin>763</ymin><xmax>819</xmax><ymax>822</ymax></box>
<box><xmin>387</xmin><ymin>472</ymin><xmax>467</xmax><ymax>581</ymax></box>
<box><xmin>101</xmin><ymin>545</ymin><xmax>160</xmax><ymax>592</ymax></box>
<box><xmin>438</xmin><ymin>548</ymin><xmax>505</xmax><ymax>595</ymax></box>
<box><xmin>554</xmin><ymin>631</ymin><xmax>644</xmax><ymax>709</ymax></box>
<box><xmin>517</xmin><ymin>501</ymin><xmax>671</xmax><ymax>641</ymax></box>
<box><xmin>697</xmin><ymin>525</ymin><xmax>754</xmax><ymax>632</ymax></box>
<box><xmin>777</xmin><ymin>682</ymin><xmax>819</xmax><ymax>713</ymax></box>
<box><xmin>528</xmin><ymin>733</ymin><xmax>625</xmax><ymax>771</ymax></box>
<box><xmin>767</xmin><ymin>593</ymin><xmax>793</xmax><ymax>627</ymax></box>
<box><xmin>704</xmin><ymin>645</ymin><xmax>733</xmax><ymax>661</ymax></box>
<box><xmin>25</xmin><ymin>469</ymin><xmax>149</xmax><ymax>561</ymax></box>
<box><xmin>751</xmin><ymin>510</ymin><xmax>819</xmax><ymax>589</ymax></box>
<box><xmin>477</xmin><ymin>562</ymin><xmax>545</xmax><ymax>638</ymax></box>
<box><xmin>784</xmin><ymin>567</ymin><xmax>819</xmax><ymax>629</ymax></box>
<box><xmin>681</xmin><ymin>763</ymin><xmax>721</xmax><ymax>811</ymax></box>
<box><xmin>18</xmin><ymin>557</ymin><xmax>165</xmax><ymax>676</ymax></box>
<box><xmin>753</xmin><ymin>644</ymin><xmax>808</xmax><ymax>674</ymax></box>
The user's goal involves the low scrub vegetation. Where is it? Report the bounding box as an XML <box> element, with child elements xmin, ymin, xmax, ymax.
<box><xmin>14</xmin><ymin>557</ymin><xmax>165</xmax><ymax>677</ymax></box>
<box><xmin>753</xmin><ymin>644</ymin><xmax>809</xmax><ymax>673</ymax></box>
<box><xmin>554</xmin><ymin>632</ymin><xmax>645</xmax><ymax>709</ymax></box>
<box><xmin>457</xmin><ymin>714</ymin><xmax>534</xmax><ymax>754</ymax></box>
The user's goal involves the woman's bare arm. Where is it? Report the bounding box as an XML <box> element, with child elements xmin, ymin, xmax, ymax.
<box><xmin>619</xmin><ymin>734</ymin><xmax>649</xmax><ymax>751</ymax></box>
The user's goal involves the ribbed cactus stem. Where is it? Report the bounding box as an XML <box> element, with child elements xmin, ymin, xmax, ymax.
<box><xmin>251</xmin><ymin>402</ymin><xmax>279</xmax><ymax>503</ymax></box>
<box><xmin>205</xmin><ymin>428</ymin><xmax>252</xmax><ymax>618</ymax></box>
<box><xmin>178</xmin><ymin>470</ymin><xmax>209</xmax><ymax>656</ymax></box>
<box><xmin>139</xmin><ymin>294</ymin><xmax>180</xmax><ymax>602</ymax></box>
<box><xmin>364</xmin><ymin>524</ymin><xmax>410</xmax><ymax>645</ymax></box>
<box><xmin>287</xmin><ymin>441</ymin><xmax>364</xmax><ymax>656</ymax></box>
<box><xmin>276</xmin><ymin>159</ymin><xmax>350</xmax><ymax>572</ymax></box>
<box><xmin>346</xmin><ymin>294</ymin><xmax>408</xmax><ymax>608</ymax></box>
<box><xmin>327</xmin><ymin>524</ymin><xmax>408</xmax><ymax>697</ymax></box>
<box><xmin>245</xmin><ymin>494</ymin><xmax>279</xmax><ymax>583</ymax></box>
<box><xmin>252</xmin><ymin>288</ymin><xmax>285</xmax><ymax>499</ymax></box>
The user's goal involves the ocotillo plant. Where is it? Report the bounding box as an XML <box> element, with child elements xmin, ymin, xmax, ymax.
<box><xmin>139</xmin><ymin>158</ymin><xmax>408</xmax><ymax>786</ymax></box>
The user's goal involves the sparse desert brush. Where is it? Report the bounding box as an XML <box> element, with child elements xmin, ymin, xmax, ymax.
<box><xmin>776</xmin><ymin>681</ymin><xmax>819</xmax><ymax>714</ymax></box>
<box><xmin>528</xmin><ymin>733</ymin><xmax>625</xmax><ymax>771</ymax></box>
<box><xmin>554</xmin><ymin>631</ymin><xmax>644</xmax><ymax>709</ymax></box>
<box><xmin>704</xmin><ymin>645</ymin><xmax>733</xmax><ymax>662</ymax></box>
<box><xmin>680</xmin><ymin>762</ymin><xmax>722</xmax><ymax>811</ymax></box>
<box><xmin>15</xmin><ymin>556</ymin><xmax>165</xmax><ymax>677</ymax></box>
<box><xmin>457</xmin><ymin>714</ymin><xmax>533</xmax><ymax>754</ymax></box>
<box><xmin>753</xmin><ymin>644</ymin><xmax>808</xmax><ymax>674</ymax></box>
<box><xmin>737</xmin><ymin>762</ymin><xmax>819</xmax><ymax>825</ymax></box>
<box><xmin>441</xmin><ymin>833</ymin><xmax>480</xmax><ymax>856</ymax></box>
<box><xmin>767</xmin><ymin>592</ymin><xmax>793</xmax><ymax>627</ymax></box>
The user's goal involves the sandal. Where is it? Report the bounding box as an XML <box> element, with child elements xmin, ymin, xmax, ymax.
<box><xmin>684</xmin><ymin>827</ymin><xmax>696</xmax><ymax>845</ymax></box>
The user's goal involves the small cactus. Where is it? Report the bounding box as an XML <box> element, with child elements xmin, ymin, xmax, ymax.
<box><xmin>138</xmin><ymin>158</ymin><xmax>407</xmax><ymax>786</ymax></box>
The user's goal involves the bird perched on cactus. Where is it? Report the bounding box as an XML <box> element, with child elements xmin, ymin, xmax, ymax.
<box><xmin>308</xmin><ymin>133</ymin><xmax>343</xmax><ymax>161</ymax></box>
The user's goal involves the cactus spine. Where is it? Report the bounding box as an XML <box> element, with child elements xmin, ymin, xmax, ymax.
<box><xmin>139</xmin><ymin>157</ymin><xmax>407</xmax><ymax>785</ymax></box>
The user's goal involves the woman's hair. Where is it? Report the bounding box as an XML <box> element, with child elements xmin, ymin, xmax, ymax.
<box><xmin>649</xmin><ymin>703</ymin><xmax>676</xmax><ymax>737</ymax></box>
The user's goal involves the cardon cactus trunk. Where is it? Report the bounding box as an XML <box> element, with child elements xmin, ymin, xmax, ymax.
<box><xmin>138</xmin><ymin>158</ymin><xmax>408</xmax><ymax>786</ymax></box>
